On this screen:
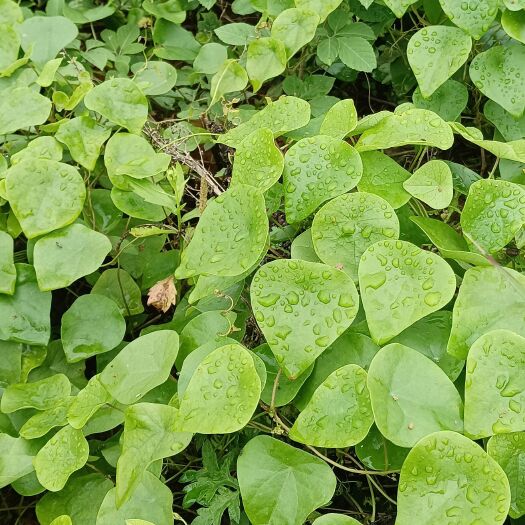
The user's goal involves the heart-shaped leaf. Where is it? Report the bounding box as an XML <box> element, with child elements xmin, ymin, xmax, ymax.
<box><xmin>319</xmin><ymin>99</ymin><xmax>358</xmax><ymax>139</ymax></box>
<box><xmin>439</xmin><ymin>0</ymin><xmax>498</xmax><ymax>39</ymax></box>
<box><xmin>383</xmin><ymin>0</ymin><xmax>418</xmax><ymax>17</ymax></box>
<box><xmin>209</xmin><ymin>59</ymin><xmax>248</xmax><ymax>106</ymax></box>
<box><xmin>251</xmin><ymin>259</ymin><xmax>359</xmax><ymax>379</ymax></box>
<box><xmin>358</xmin><ymin>240</ymin><xmax>456</xmax><ymax>344</ymax></box>
<box><xmin>412</xmin><ymin>79</ymin><xmax>469</xmax><ymax>122</ymax></box>
<box><xmin>246</xmin><ymin>37</ymin><xmax>287</xmax><ymax>92</ymax></box>
<box><xmin>403</xmin><ymin>160</ymin><xmax>453</xmax><ymax>209</ymax></box>
<box><xmin>271</xmin><ymin>8</ymin><xmax>319</xmax><ymax>58</ymax></box>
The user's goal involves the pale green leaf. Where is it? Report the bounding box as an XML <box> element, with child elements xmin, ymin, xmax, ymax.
<box><xmin>502</xmin><ymin>9</ymin><xmax>525</xmax><ymax>44</ymax></box>
<box><xmin>0</xmin><ymin>231</ymin><xmax>16</xmax><ymax>295</ymax></box>
<box><xmin>403</xmin><ymin>160</ymin><xmax>453</xmax><ymax>209</ymax></box>
<box><xmin>132</xmin><ymin>61</ymin><xmax>177</xmax><ymax>96</ymax></box>
<box><xmin>67</xmin><ymin>374</ymin><xmax>112</xmax><ymax>429</ymax></box>
<box><xmin>412</xmin><ymin>79</ymin><xmax>468</xmax><ymax>122</ymax></box>
<box><xmin>439</xmin><ymin>0</ymin><xmax>498</xmax><ymax>39</ymax></box>
<box><xmin>0</xmin><ymin>87</ymin><xmax>51</xmax><ymax>135</ymax></box>
<box><xmin>295</xmin><ymin>0</ymin><xmax>342</xmax><ymax>22</ymax></box>
<box><xmin>210</xmin><ymin>59</ymin><xmax>248</xmax><ymax>106</ymax></box>
<box><xmin>271</xmin><ymin>8</ymin><xmax>319</xmax><ymax>58</ymax></box>
<box><xmin>246</xmin><ymin>37</ymin><xmax>287</xmax><ymax>92</ymax></box>
<box><xmin>0</xmin><ymin>434</ymin><xmax>41</xmax><ymax>489</ymax></box>
<box><xmin>319</xmin><ymin>99</ymin><xmax>358</xmax><ymax>139</ymax></box>
<box><xmin>383</xmin><ymin>0</ymin><xmax>418</xmax><ymax>17</ymax></box>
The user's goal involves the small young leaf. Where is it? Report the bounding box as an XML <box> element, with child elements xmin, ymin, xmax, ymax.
<box><xmin>313</xmin><ymin>515</ymin><xmax>362</xmax><ymax>524</ymax></box>
<box><xmin>383</xmin><ymin>0</ymin><xmax>418</xmax><ymax>17</ymax></box>
<box><xmin>214</xmin><ymin>22</ymin><xmax>257</xmax><ymax>45</ymax></box>
<box><xmin>319</xmin><ymin>99</ymin><xmax>358</xmax><ymax>139</ymax></box>
<box><xmin>338</xmin><ymin>36</ymin><xmax>376</xmax><ymax>72</ymax></box>
<box><xmin>403</xmin><ymin>160</ymin><xmax>453</xmax><ymax>209</ymax></box>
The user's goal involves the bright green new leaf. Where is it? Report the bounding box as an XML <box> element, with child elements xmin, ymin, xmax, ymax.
<box><xmin>0</xmin><ymin>87</ymin><xmax>51</xmax><ymax>135</ymax></box>
<box><xmin>407</xmin><ymin>26</ymin><xmax>472</xmax><ymax>98</ymax></box>
<box><xmin>283</xmin><ymin>135</ymin><xmax>362</xmax><ymax>223</ymax></box>
<box><xmin>178</xmin><ymin>344</ymin><xmax>261</xmax><ymax>433</ymax></box>
<box><xmin>439</xmin><ymin>0</ymin><xmax>498</xmax><ymax>39</ymax></box>
<box><xmin>338</xmin><ymin>37</ymin><xmax>376</xmax><ymax>72</ymax></box>
<box><xmin>461</xmin><ymin>179</ymin><xmax>525</xmax><ymax>254</ymax></box>
<box><xmin>210</xmin><ymin>59</ymin><xmax>248</xmax><ymax>106</ymax></box>
<box><xmin>175</xmin><ymin>185</ymin><xmax>268</xmax><ymax>278</ymax></box>
<box><xmin>100</xmin><ymin>330</ymin><xmax>178</xmax><ymax>404</ymax></box>
<box><xmin>133</xmin><ymin>61</ymin><xmax>178</xmax><ymax>96</ymax></box>
<box><xmin>49</xmin><ymin>516</ymin><xmax>71</xmax><ymax>525</ymax></box>
<box><xmin>470</xmin><ymin>45</ymin><xmax>525</xmax><ymax>118</ymax></box>
<box><xmin>357</xmin><ymin>151</ymin><xmax>411</xmax><ymax>209</ymax></box>
<box><xmin>487</xmin><ymin>432</ymin><xmax>525</xmax><ymax>519</ymax></box>
<box><xmin>96</xmin><ymin>472</ymin><xmax>173</xmax><ymax>525</ymax></box>
<box><xmin>246</xmin><ymin>37</ymin><xmax>287</xmax><ymax>92</ymax></box>
<box><xmin>290</xmin><ymin>364</ymin><xmax>373</xmax><ymax>447</ymax></box>
<box><xmin>61</xmin><ymin>294</ymin><xmax>125</xmax><ymax>363</ymax></box>
<box><xmin>19</xmin><ymin>397</ymin><xmax>72</xmax><ymax>440</ymax></box>
<box><xmin>0</xmin><ymin>0</ymin><xmax>22</xmax><ymax>24</ymax></box>
<box><xmin>214</xmin><ymin>22</ymin><xmax>257</xmax><ymax>45</ymax></box>
<box><xmin>251</xmin><ymin>259</ymin><xmax>359</xmax><ymax>379</ymax></box>
<box><xmin>312</xmin><ymin>192</ymin><xmax>399</xmax><ymax>282</ymax></box>
<box><xmin>33</xmin><ymin>224</ymin><xmax>112</xmax><ymax>291</ymax></box>
<box><xmin>84</xmin><ymin>78</ymin><xmax>148</xmax><ymax>133</ymax></box>
<box><xmin>0</xmin><ymin>434</ymin><xmax>41</xmax><ymax>489</ymax></box>
<box><xmin>465</xmin><ymin>330</ymin><xmax>525</xmax><ymax>438</ymax></box>
<box><xmin>295</xmin><ymin>0</ymin><xmax>342</xmax><ymax>22</ymax></box>
<box><xmin>319</xmin><ymin>99</ymin><xmax>358</xmax><ymax>139</ymax></box>
<box><xmin>396</xmin><ymin>431</ymin><xmax>510</xmax><ymax>525</ymax></box>
<box><xmin>358</xmin><ymin>240</ymin><xmax>456</xmax><ymax>344</ymax></box>
<box><xmin>0</xmin><ymin>264</ymin><xmax>51</xmax><ymax>346</ymax></box>
<box><xmin>447</xmin><ymin>266</ymin><xmax>525</xmax><ymax>359</ymax></box>
<box><xmin>412</xmin><ymin>79</ymin><xmax>468</xmax><ymax>122</ymax></box>
<box><xmin>0</xmin><ymin>231</ymin><xmax>15</xmax><ymax>295</ymax></box>
<box><xmin>34</xmin><ymin>425</ymin><xmax>89</xmax><ymax>491</ymax></box>
<box><xmin>502</xmin><ymin>9</ymin><xmax>525</xmax><ymax>44</ymax></box>
<box><xmin>6</xmin><ymin>159</ymin><xmax>85</xmax><ymax>239</ymax></box>
<box><xmin>383</xmin><ymin>0</ymin><xmax>418</xmax><ymax>16</ymax></box>
<box><xmin>356</xmin><ymin>108</ymin><xmax>454</xmax><ymax>151</ymax></box>
<box><xmin>403</xmin><ymin>160</ymin><xmax>453</xmax><ymax>209</ymax></box>
<box><xmin>91</xmin><ymin>269</ymin><xmax>144</xmax><ymax>316</ymax></box>
<box><xmin>104</xmin><ymin>132</ymin><xmax>170</xmax><ymax>179</ymax></box>
<box><xmin>1</xmin><ymin>373</ymin><xmax>71</xmax><ymax>413</ymax></box>
<box><xmin>0</xmin><ymin>23</ymin><xmax>19</xmax><ymax>71</ymax></box>
<box><xmin>271</xmin><ymin>8</ymin><xmax>320</xmax><ymax>58</ymax></box>
<box><xmin>19</xmin><ymin>16</ymin><xmax>78</xmax><ymax>66</ymax></box>
<box><xmin>116</xmin><ymin>403</ymin><xmax>192</xmax><ymax>505</ymax></box>
<box><xmin>237</xmin><ymin>435</ymin><xmax>337</xmax><ymax>525</ymax></box>
<box><xmin>55</xmin><ymin>116</ymin><xmax>111</xmax><ymax>171</ymax></box>
<box><xmin>67</xmin><ymin>374</ymin><xmax>112</xmax><ymax>429</ymax></box>
<box><xmin>193</xmin><ymin>43</ymin><xmax>228</xmax><ymax>74</ymax></box>
<box><xmin>313</xmin><ymin>515</ymin><xmax>362</xmax><ymax>525</ymax></box>
<box><xmin>37</xmin><ymin>58</ymin><xmax>62</xmax><ymax>87</ymax></box>
<box><xmin>231</xmin><ymin>128</ymin><xmax>284</xmax><ymax>191</ymax></box>
<box><xmin>367</xmin><ymin>345</ymin><xmax>463</xmax><ymax>447</ymax></box>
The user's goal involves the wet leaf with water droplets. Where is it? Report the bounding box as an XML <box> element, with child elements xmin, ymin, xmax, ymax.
<box><xmin>319</xmin><ymin>99</ymin><xmax>358</xmax><ymax>139</ymax></box>
<box><xmin>271</xmin><ymin>8</ymin><xmax>319</xmax><ymax>58</ymax></box>
<box><xmin>439</xmin><ymin>0</ymin><xmax>498</xmax><ymax>39</ymax></box>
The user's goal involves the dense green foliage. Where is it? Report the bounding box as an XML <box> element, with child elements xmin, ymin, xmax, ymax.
<box><xmin>1</xmin><ymin>0</ymin><xmax>525</xmax><ymax>524</ymax></box>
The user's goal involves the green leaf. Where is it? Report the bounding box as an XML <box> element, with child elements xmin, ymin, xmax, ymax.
<box><xmin>313</xmin><ymin>515</ymin><xmax>362</xmax><ymax>525</ymax></box>
<box><xmin>439</xmin><ymin>0</ymin><xmax>498</xmax><ymax>39</ymax></box>
<box><xmin>11</xmin><ymin>136</ymin><xmax>63</xmax><ymax>165</ymax></box>
<box><xmin>6</xmin><ymin>159</ymin><xmax>85</xmax><ymax>239</ymax></box>
<box><xmin>143</xmin><ymin>0</ymin><xmax>186</xmax><ymax>22</ymax></box>
<box><xmin>153</xmin><ymin>19</ymin><xmax>201</xmax><ymax>61</ymax></box>
<box><xmin>461</xmin><ymin>179</ymin><xmax>525</xmax><ymax>254</ymax></box>
<box><xmin>487</xmin><ymin>432</ymin><xmax>525</xmax><ymax>519</ymax></box>
<box><xmin>67</xmin><ymin>374</ymin><xmax>112</xmax><ymax>429</ymax></box>
<box><xmin>19</xmin><ymin>399</ymin><xmax>72</xmax><ymax>440</ymax></box>
<box><xmin>63</xmin><ymin>1</ymin><xmax>116</xmax><ymax>23</ymax></box>
<box><xmin>209</xmin><ymin>59</ymin><xmax>249</xmax><ymax>106</ymax></box>
<box><xmin>317</xmin><ymin>36</ymin><xmax>339</xmax><ymax>66</ymax></box>
<box><xmin>396</xmin><ymin>431</ymin><xmax>510</xmax><ymax>525</ymax></box>
<box><xmin>33</xmin><ymin>223</ymin><xmax>111</xmax><ymax>291</ymax></box>
<box><xmin>295</xmin><ymin>0</ymin><xmax>342</xmax><ymax>22</ymax></box>
<box><xmin>231</xmin><ymin>128</ymin><xmax>284</xmax><ymax>191</ymax></box>
<box><xmin>290</xmin><ymin>364</ymin><xmax>373</xmax><ymax>447</ymax></box>
<box><xmin>355</xmin><ymin>425</ymin><xmax>409</xmax><ymax>471</ymax></box>
<box><xmin>0</xmin><ymin>23</ymin><xmax>19</xmax><ymax>71</ymax></box>
<box><xmin>0</xmin><ymin>0</ymin><xmax>22</xmax><ymax>24</ymax></box>
<box><xmin>84</xmin><ymin>78</ymin><xmax>148</xmax><ymax>133</ymax></box>
<box><xmin>412</xmin><ymin>79</ymin><xmax>468</xmax><ymax>122</ymax></box>
<box><xmin>116</xmin><ymin>403</ymin><xmax>192</xmax><ymax>505</ymax></box>
<box><xmin>132</xmin><ymin>61</ymin><xmax>178</xmax><ymax>96</ymax></box>
<box><xmin>383</xmin><ymin>0</ymin><xmax>418</xmax><ymax>17</ymax></box>
<box><xmin>19</xmin><ymin>16</ymin><xmax>78</xmax><ymax>66</ymax></box>
<box><xmin>99</xmin><ymin>330</ymin><xmax>179</xmax><ymax>404</ymax></box>
<box><xmin>61</xmin><ymin>294</ymin><xmax>125</xmax><ymax>363</ymax></box>
<box><xmin>214</xmin><ymin>22</ymin><xmax>257</xmax><ymax>45</ymax></box>
<box><xmin>367</xmin><ymin>344</ymin><xmax>463</xmax><ymax>447</ymax></box>
<box><xmin>464</xmin><ymin>329</ymin><xmax>525</xmax><ymax>438</ymax></box>
<box><xmin>55</xmin><ymin>116</ymin><xmax>111</xmax><ymax>171</ymax></box>
<box><xmin>290</xmin><ymin>229</ymin><xmax>320</xmax><ymax>262</ymax></box>
<box><xmin>338</xmin><ymin>36</ymin><xmax>376</xmax><ymax>72</ymax></box>
<box><xmin>251</xmin><ymin>259</ymin><xmax>359</xmax><ymax>378</ymax></box>
<box><xmin>175</xmin><ymin>186</ymin><xmax>268</xmax><ymax>278</ymax></box>
<box><xmin>312</xmin><ymin>192</ymin><xmax>399</xmax><ymax>282</ymax></box>
<box><xmin>34</xmin><ymin>425</ymin><xmax>89</xmax><ymax>492</ymax></box>
<box><xmin>356</xmin><ymin>108</ymin><xmax>454</xmax><ymax>151</ymax></box>
<box><xmin>237</xmin><ymin>435</ymin><xmax>337</xmax><ymax>525</ymax></box>
<box><xmin>319</xmin><ymin>99</ymin><xmax>358</xmax><ymax>139</ymax></box>
<box><xmin>357</xmin><ymin>151</ymin><xmax>411</xmax><ymax>209</ymax></box>
<box><xmin>49</xmin><ymin>516</ymin><xmax>72</xmax><ymax>525</ymax></box>
<box><xmin>178</xmin><ymin>344</ymin><xmax>261</xmax><ymax>433</ymax></box>
<box><xmin>470</xmin><ymin>45</ymin><xmax>525</xmax><ymax>118</ymax></box>
<box><xmin>502</xmin><ymin>9</ymin><xmax>525</xmax><ymax>44</ymax></box>
<box><xmin>96</xmin><ymin>472</ymin><xmax>173</xmax><ymax>525</ymax></box>
<box><xmin>0</xmin><ymin>434</ymin><xmax>41</xmax><ymax>489</ymax></box>
<box><xmin>448</xmin><ymin>266</ymin><xmax>525</xmax><ymax>359</ymax></box>
<box><xmin>246</xmin><ymin>37</ymin><xmax>287</xmax><ymax>92</ymax></box>
<box><xmin>402</xmin><ymin>160</ymin><xmax>453</xmax><ymax>209</ymax></box>
<box><xmin>0</xmin><ymin>231</ymin><xmax>15</xmax><ymax>295</ymax></box>
<box><xmin>484</xmin><ymin>100</ymin><xmax>525</xmax><ymax>142</ymax></box>
<box><xmin>91</xmin><ymin>268</ymin><xmax>144</xmax><ymax>316</ymax></box>
<box><xmin>0</xmin><ymin>87</ymin><xmax>51</xmax><ymax>135</ymax></box>
<box><xmin>271</xmin><ymin>8</ymin><xmax>319</xmax><ymax>58</ymax></box>
<box><xmin>358</xmin><ymin>240</ymin><xmax>456</xmax><ymax>344</ymax></box>
<box><xmin>283</xmin><ymin>135</ymin><xmax>362</xmax><ymax>223</ymax></box>
<box><xmin>193</xmin><ymin>43</ymin><xmax>228</xmax><ymax>74</ymax></box>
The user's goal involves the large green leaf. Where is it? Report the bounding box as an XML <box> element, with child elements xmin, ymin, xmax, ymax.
<box><xmin>271</xmin><ymin>8</ymin><xmax>319</xmax><ymax>58</ymax></box>
<box><xmin>465</xmin><ymin>330</ymin><xmax>525</xmax><ymax>438</ymax></box>
<box><xmin>99</xmin><ymin>330</ymin><xmax>179</xmax><ymax>404</ymax></box>
<box><xmin>246</xmin><ymin>37</ymin><xmax>287</xmax><ymax>92</ymax></box>
<box><xmin>33</xmin><ymin>224</ymin><xmax>111</xmax><ymax>291</ymax></box>
<box><xmin>487</xmin><ymin>432</ymin><xmax>525</xmax><ymax>519</ymax></box>
<box><xmin>402</xmin><ymin>160</ymin><xmax>453</xmax><ymax>209</ymax></box>
<box><xmin>84</xmin><ymin>78</ymin><xmax>148</xmax><ymax>133</ymax></box>
<box><xmin>6</xmin><ymin>159</ymin><xmax>85</xmax><ymax>239</ymax></box>
<box><xmin>251</xmin><ymin>259</ymin><xmax>359</xmax><ymax>379</ymax></box>
<box><xmin>396</xmin><ymin>431</ymin><xmax>510</xmax><ymax>525</ymax></box>
<box><xmin>470</xmin><ymin>45</ymin><xmax>525</xmax><ymax>118</ymax></box>
<box><xmin>312</xmin><ymin>192</ymin><xmax>399</xmax><ymax>282</ymax></box>
<box><xmin>367</xmin><ymin>344</ymin><xmax>463</xmax><ymax>447</ymax></box>
<box><xmin>175</xmin><ymin>185</ymin><xmax>268</xmax><ymax>278</ymax></box>
<box><xmin>0</xmin><ymin>231</ymin><xmax>16</xmax><ymax>295</ymax></box>
<box><xmin>178</xmin><ymin>344</ymin><xmax>261</xmax><ymax>433</ymax></box>
<box><xmin>133</xmin><ymin>61</ymin><xmax>178</xmax><ymax>96</ymax></box>
<box><xmin>237</xmin><ymin>435</ymin><xmax>337</xmax><ymax>525</ymax></box>
<box><xmin>290</xmin><ymin>364</ymin><xmax>373</xmax><ymax>447</ymax></box>
<box><xmin>501</xmin><ymin>9</ymin><xmax>525</xmax><ymax>44</ymax></box>
<box><xmin>283</xmin><ymin>135</ymin><xmax>362</xmax><ymax>223</ymax></box>
<box><xmin>447</xmin><ymin>266</ymin><xmax>525</xmax><ymax>359</ymax></box>
<box><xmin>358</xmin><ymin>240</ymin><xmax>456</xmax><ymax>344</ymax></box>
<box><xmin>439</xmin><ymin>0</ymin><xmax>498</xmax><ymax>39</ymax></box>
